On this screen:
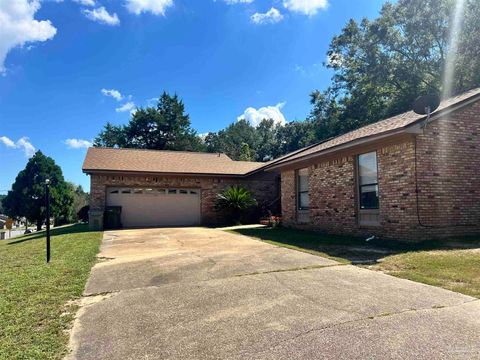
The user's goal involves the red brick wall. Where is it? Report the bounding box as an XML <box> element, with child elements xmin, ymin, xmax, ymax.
<box><xmin>310</xmin><ymin>157</ymin><xmax>356</xmax><ymax>233</ymax></box>
<box><xmin>415</xmin><ymin>100</ymin><xmax>480</xmax><ymax>235</ymax></box>
<box><xmin>89</xmin><ymin>171</ymin><xmax>279</xmax><ymax>225</ymax></box>
<box><xmin>281</xmin><ymin>170</ymin><xmax>296</xmax><ymax>226</ymax></box>
<box><xmin>281</xmin><ymin>101</ymin><xmax>480</xmax><ymax>241</ymax></box>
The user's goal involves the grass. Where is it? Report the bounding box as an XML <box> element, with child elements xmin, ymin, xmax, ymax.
<box><xmin>369</xmin><ymin>250</ymin><xmax>480</xmax><ymax>298</ymax></box>
<box><xmin>0</xmin><ymin>224</ymin><xmax>102</xmax><ymax>360</ymax></box>
<box><xmin>230</xmin><ymin>226</ymin><xmax>480</xmax><ymax>298</ymax></box>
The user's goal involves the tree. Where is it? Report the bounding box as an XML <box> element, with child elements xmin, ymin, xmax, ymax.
<box><xmin>2</xmin><ymin>151</ymin><xmax>74</xmax><ymax>230</ymax></box>
<box><xmin>94</xmin><ymin>122</ymin><xmax>125</xmax><ymax>148</ymax></box>
<box><xmin>0</xmin><ymin>195</ymin><xmax>5</xmax><ymax>214</ymax></box>
<box><xmin>57</xmin><ymin>183</ymin><xmax>89</xmax><ymax>225</ymax></box>
<box><xmin>239</xmin><ymin>143</ymin><xmax>253</xmax><ymax>161</ymax></box>
<box><xmin>275</xmin><ymin>120</ymin><xmax>316</xmax><ymax>155</ymax></box>
<box><xmin>255</xmin><ymin>119</ymin><xmax>282</xmax><ymax>161</ymax></box>
<box><xmin>207</xmin><ymin>120</ymin><xmax>259</xmax><ymax>160</ymax></box>
<box><xmin>310</xmin><ymin>0</ymin><xmax>480</xmax><ymax>141</ymax></box>
<box><xmin>94</xmin><ymin>92</ymin><xmax>205</xmax><ymax>151</ymax></box>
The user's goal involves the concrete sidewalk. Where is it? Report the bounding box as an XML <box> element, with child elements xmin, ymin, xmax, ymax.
<box><xmin>67</xmin><ymin>228</ymin><xmax>480</xmax><ymax>359</ymax></box>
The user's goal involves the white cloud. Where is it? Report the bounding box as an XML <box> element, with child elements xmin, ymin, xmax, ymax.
<box><xmin>283</xmin><ymin>0</ymin><xmax>328</xmax><ymax>16</ymax></box>
<box><xmin>251</xmin><ymin>7</ymin><xmax>283</xmax><ymax>24</ymax></box>
<box><xmin>101</xmin><ymin>88</ymin><xmax>123</xmax><ymax>101</ymax></box>
<box><xmin>116</xmin><ymin>101</ymin><xmax>135</xmax><ymax>113</ymax></box>
<box><xmin>0</xmin><ymin>136</ymin><xmax>36</xmax><ymax>157</ymax></box>
<box><xmin>0</xmin><ymin>136</ymin><xmax>15</xmax><ymax>148</ymax></box>
<box><xmin>73</xmin><ymin>0</ymin><xmax>95</xmax><ymax>6</ymax></box>
<box><xmin>237</xmin><ymin>102</ymin><xmax>287</xmax><ymax>126</ymax></box>
<box><xmin>64</xmin><ymin>138</ymin><xmax>92</xmax><ymax>149</ymax></box>
<box><xmin>0</xmin><ymin>0</ymin><xmax>57</xmax><ymax>74</ymax></box>
<box><xmin>83</xmin><ymin>6</ymin><xmax>120</xmax><ymax>25</ymax></box>
<box><xmin>125</xmin><ymin>0</ymin><xmax>173</xmax><ymax>16</ymax></box>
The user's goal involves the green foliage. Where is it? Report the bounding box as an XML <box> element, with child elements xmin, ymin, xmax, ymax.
<box><xmin>2</xmin><ymin>151</ymin><xmax>74</xmax><ymax>230</ymax></box>
<box><xmin>215</xmin><ymin>186</ymin><xmax>258</xmax><ymax>224</ymax></box>
<box><xmin>310</xmin><ymin>0</ymin><xmax>480</xmax><ymax>141</ymax></box>
<box><xmin>77</xmin><ymin>205</ymin><xmax>90</xmax><ymax>223</ymax></box>
<box><xmin>57</xmin><ymin>184</ymin><xmax>89</xmax><ymax>225</ymax></box>
<box><xmin>94</xmin><ymin>92</ymin><xmax>205</xmax><ymax>152</ymax></box>
<box><xmin>0</xmin><ymin>195</ymin><xmax>6</xmax><ymax>213</ymax></box>
<box><xmin>0</xmin><ymin>224</ymin><xmax>101</xmax><ymax>359</ymax></box>
<box><xmin>239</xmin><ymin>143</ymin><xmax>253</xmax><ymax>161</ymax></box>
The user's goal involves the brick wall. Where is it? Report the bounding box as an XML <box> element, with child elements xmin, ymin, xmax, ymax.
<box><xmin>281</xmin><ymin>101</ymin><xmax>480</xmax><ymax>241</ymax></box>
<box><xmin>89</xmin><ymin>171</ymin><xmax>278</xmax><ymax>226</ymax></box>
<box><xmin>280</xmin><ymin>170</ymin><xmax>296</xmax><ymax>226</ymax></box>
<box><xmin>414</xmin><ymin>100</ymin><xmax>480</xmax><ymax>237</ymax></box>
<box><xmin>310</xmin><ymin>156</ymin><xmax>356</xmax><ymax>233</ymax></box>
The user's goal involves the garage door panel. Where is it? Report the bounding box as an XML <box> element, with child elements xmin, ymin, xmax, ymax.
<box><xmin>106</xmin><ymin>188</ymin><xmax>201</xmax><ymax>228</ymax></box>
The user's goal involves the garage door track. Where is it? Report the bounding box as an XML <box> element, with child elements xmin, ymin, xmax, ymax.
<box><xmin>67</xmin><ymin>228</ymin><xmax>480</xmax><ymax>359</ymax></box>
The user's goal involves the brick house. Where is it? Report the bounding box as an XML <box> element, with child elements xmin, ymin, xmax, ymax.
<box><xmin>265</xmin><ymin>88</ymin><xmax>480</xmax><ymax>241</ymax></box>
<box><xmin>83</xmin><ymin>149</ymin><xmax>279</xmax><ymax>229</ymax></box>
<box><xmin>83</xmin><ymin>88</ymin><xmax>480</xmax><ymax>240</ymax></box>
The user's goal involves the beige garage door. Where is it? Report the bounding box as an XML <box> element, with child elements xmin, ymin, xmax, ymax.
<box><xmin>106</xmin><ymin>187</ymin><xmax>201</xmax><ymax>228</ymax></box>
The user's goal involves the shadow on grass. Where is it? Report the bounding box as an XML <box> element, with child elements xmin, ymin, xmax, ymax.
<box><xmin>7</xmin><ymin>224</ymin><xmax>91</xmax><ymax>245</ymax></box>
<box><xmin>232</xmin><ymin>227</ymin><xmax>480</xmax><ymax>264</ymax></box>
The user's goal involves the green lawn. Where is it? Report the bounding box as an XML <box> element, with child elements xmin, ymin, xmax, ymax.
<box><xmin>230</xmin><ymin>227</ymin><xmax>480</xmax><ymax>298</ymax></box>
<box><xmin>369</xmin><ymin>250</ymin><xmax>480</xmax><ymax>298</ymax></box>
<box><xmin>0</xmin><ymin>224</ymin><xmax>102</xmax><ymax>360</ymax></box>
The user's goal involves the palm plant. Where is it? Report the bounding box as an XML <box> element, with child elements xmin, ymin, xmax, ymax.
<box><xmin>215</xmin><ymin>186</ymin><xmax>257</xmax><ymax>224</ymax></box>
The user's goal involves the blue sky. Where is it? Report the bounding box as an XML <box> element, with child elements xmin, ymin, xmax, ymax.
<box><xmin>0</xmin><ymin>0</ymin><xmax>386</xmax><ymax>192</ymax></box>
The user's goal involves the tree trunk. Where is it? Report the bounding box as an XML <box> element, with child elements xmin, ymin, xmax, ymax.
<box><xmin>36</xmin><ymin>219</ymin><xmax>42</xmax><ymax>231</ymax></box>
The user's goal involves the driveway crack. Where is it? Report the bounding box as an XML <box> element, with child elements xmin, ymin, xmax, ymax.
<box><xmin>242</xmin><ymin>298</ymin><xmax>480</xmax><ymax>357</ymax></box>
<box><xmin>234</xmin><ymin>263</ymin><xmax>346</xmax><ymax>277</ymax></box>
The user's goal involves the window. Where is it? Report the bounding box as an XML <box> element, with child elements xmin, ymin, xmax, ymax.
<box><xmin>358</xmin><ymin>152</ymin><xmax>379</xmax><ymax>209</ymax></box>
<box><xmin>109</xmin><ymin>189</ymin><xmax>119</xmax><ymax>194</ymax></box>
<box><xmin>297</xmin><ymin>168</ymin><xmax>309</xmax><ymax>210</ymax></box>
<box><xmin>179</xmin><ymin>189</ymin><xmax>188</xmax><ymax>194</ymax></box>
<box><xmin>121</xmin><ymin>189</ymin><xmax>132</xmax><ymax>194</ymax></box>
<box><xmin>168</xmin><ymin>189</ymin><xmax>177</xmax><ymax>194</ymax></box>
<box><xmin>158</xmin><ymin>189</ymin><xmax>166</xmax><ymax>194</ymax></box>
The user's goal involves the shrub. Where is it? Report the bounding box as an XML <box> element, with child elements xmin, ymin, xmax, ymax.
<box><xmin>77</xmin><ymin>205</ymin><xmax>90</xmax><ymax>223</ymax></box>
<box><xmin>215</xmin><ymin>186</ymin><xmax>257</xmax><ymax>225</ymax></box>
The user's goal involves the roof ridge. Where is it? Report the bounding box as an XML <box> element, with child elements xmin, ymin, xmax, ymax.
<box><xmin>90</xmin><ymin>147</ymin><xmax>231</xmax><ymax>157</ymax></box>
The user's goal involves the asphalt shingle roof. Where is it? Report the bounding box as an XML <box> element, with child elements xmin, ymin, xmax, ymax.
<box><xmin>82</xmin><ymin>148</ymin><xmax>266</xmax><ymax>176</ymax></box>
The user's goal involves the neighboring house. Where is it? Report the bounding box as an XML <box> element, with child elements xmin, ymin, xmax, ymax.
<box><xmin>83</xmin><ymin>88</ymin><xmax>480</xmax><ymax>240</ymax></box>
<box><xmin>265</xmin><ymin>88</ymin><xmax>480</xmax><ymax>241</ymax></box>
<box><xmin>82</xmin><ymin>149</ymin><xmax>279</xmax><ymax>229</ymax></box>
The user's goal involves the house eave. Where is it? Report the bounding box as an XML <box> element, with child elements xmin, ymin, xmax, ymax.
<box><xmin>82</xmin><ymin>169</ymin><xmax>259</xmax><ymax>178</ymax></box>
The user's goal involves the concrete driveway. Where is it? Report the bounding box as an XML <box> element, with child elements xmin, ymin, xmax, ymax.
<box><xmin>68</xmin><ymin>228</ymin><xmax>480</xmax><ymax>360</ymax></box>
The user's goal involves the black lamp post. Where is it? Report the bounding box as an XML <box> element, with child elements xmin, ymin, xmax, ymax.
<box><xmin>45</xmin><ymin>179</ymin><xmax>51</xmax><ymax>263</ymax></box>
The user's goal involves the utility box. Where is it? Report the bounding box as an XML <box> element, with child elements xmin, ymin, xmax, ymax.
<box><xmin>104</xmin><ymin>206</ymin><xmax>122</xmax><ymax>230</ymax></box>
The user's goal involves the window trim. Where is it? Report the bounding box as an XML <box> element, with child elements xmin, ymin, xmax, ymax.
<box><xmin>357</xmin><ymin>151</ymin><xmax>380</xmax><ymax>210</ymax></box>
<box><xmin>296</xmin><ymin>168</ymin><xmax>309</xmax><ymax>211</ymax></box>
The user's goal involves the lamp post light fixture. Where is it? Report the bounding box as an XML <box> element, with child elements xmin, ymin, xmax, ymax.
<box><xmin>45</xmin><ymin>179</ymin><xmax>51</xmax><ymax>263</ymax></box>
